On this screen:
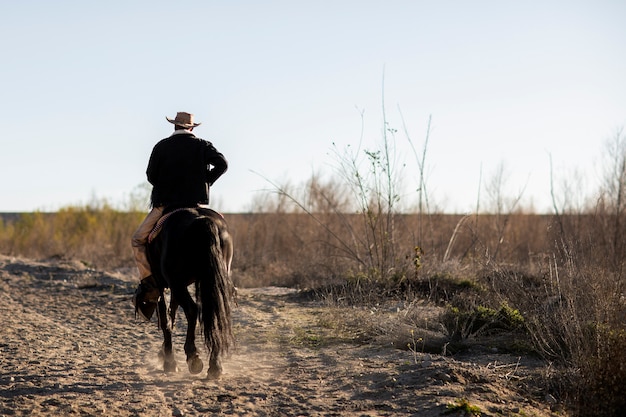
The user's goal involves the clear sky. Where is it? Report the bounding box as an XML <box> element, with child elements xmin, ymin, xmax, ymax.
<box><xmin>1</xmin><ymin>1</ymin><xmax>625</xmax><ymax>213</ymax></box>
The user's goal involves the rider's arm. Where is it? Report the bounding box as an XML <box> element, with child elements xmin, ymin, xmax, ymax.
<box><xmin>204</xmin><ymin>142</ymin><xmax>228</xmax><ymax>186</ymax></box>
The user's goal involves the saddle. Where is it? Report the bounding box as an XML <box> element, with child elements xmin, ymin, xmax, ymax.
<box><xmin>148</xmin><ymin>206</ymin><xmax>225</xmax><ymax>243</ymax></box>
<box><xmin>148</xmin><ymin>208</ymin><xmax>189</xmax><ymax>243</ymax></box>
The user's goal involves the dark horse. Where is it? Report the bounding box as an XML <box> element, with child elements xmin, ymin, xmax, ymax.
<box><xmin>147</xmin><ymin>206</ymin><xmax>235</xmax><ymax>378</ymax></box>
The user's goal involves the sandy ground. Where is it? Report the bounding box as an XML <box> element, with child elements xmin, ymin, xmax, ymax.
<box><xmin>0</xmin><ymin>255</ymin><xmax>561</xmax><ymax>417</ymax></box>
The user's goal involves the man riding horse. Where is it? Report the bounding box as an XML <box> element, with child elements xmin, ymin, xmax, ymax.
<box><xmin>132</xmin><ymin>111</ymin><xmax>228</xmax><ymax>318</ymax></box>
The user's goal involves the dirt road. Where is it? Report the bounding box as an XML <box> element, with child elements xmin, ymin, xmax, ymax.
<box><xmin>0</xmin><ymin>256</ymin><xmax>558</xmax><ymax>416</ymax></box>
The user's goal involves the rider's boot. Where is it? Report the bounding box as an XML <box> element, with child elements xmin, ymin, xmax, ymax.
<box><xmin>133</xmin><ymin>275</ymin><xmax>160</xmax><ymax>321</ymax></box>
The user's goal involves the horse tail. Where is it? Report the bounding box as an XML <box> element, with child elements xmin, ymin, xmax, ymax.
<box><xmin>195</xmin><ymin>217</ymin><xmax>235</xmax><ymax>358</ymax></box>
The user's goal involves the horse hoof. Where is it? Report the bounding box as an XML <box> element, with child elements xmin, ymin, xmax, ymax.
<box><xmin>163</xmin><ymin>359</ymin><xmax>178</xmax><ymax>373</ymax></box>
<box><xmin>207</xmin><ymin>367</ymin><xmax>222</xmax><ymax>379</ymax></box>
<box><xmin>207</xmin><ymin>361</ymin><xmax>223</xmax><ymax>380</ymax></box>
<box><xmin>187</xmin><ymin>356</ymin><xmax>204</xmax><ymax>374</ymax></box>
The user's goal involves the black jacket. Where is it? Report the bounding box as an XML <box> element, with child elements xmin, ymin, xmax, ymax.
<box><xmin>147</xmin><ymin>132</ymin><xmax>228</xmax><ymax>208</ymax></box>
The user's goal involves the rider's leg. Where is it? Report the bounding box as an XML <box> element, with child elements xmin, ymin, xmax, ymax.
<box><xmin>131</xmin><ymin>206</ymin><xmax>164</xmax><ymax>281</ymax></box>
<box><xmin>131</xmin><ymin>206</ymin><xmax>163</xmax><ymax>319</ymax></box>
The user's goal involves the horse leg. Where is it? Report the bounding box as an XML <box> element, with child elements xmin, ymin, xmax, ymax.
<box><xmin>169</xmin><ymin>296</ymin><xmax>179</xmax><ymax>327</ymax></box>
<box><xmin>157</xmin><ymin>295</ymin><xmax>177</xmax><ymax>372</ymax></box>
<box><xmin>221</xmin><ymin>229</ymin><xmax>237</xmax><ymax>305</ymax></box>
<box><xmin>174</xmin><ymin>287</ymin><xmax>203</xmax><ymax>374</ymax></box>
<box><xmin>221</xmin><ymin>230</ymin><xmax>233</xmax><ymax>276</ymax></box>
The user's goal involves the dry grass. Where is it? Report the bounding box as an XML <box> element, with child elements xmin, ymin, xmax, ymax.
<box><xmin>2</xmin><ymin>127</ymin><xmax>626</xmax><ymax>415</ymax></box>
<box><xmin>0</xmin><ymin>205</ymin><xmax>143</xmax><ymax>269</ymax></box>
<box><xmin>1</xmin><ymin>198</ymin><xmax>625</xmax><ymax>416</ymax></box>
<box><xmin>2</xmin><ymin>113</ymin><xmax>625</xmax><ymax>416</ymax></box>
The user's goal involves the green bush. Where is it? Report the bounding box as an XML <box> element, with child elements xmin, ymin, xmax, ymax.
<box><xmin>443</xmin><ymin>301</ymin><xmax>525</xmax><ymax>341</ymax></box>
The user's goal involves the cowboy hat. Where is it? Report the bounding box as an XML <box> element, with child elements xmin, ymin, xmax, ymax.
<box><xmin>165</xmin><ymin>112</ymin><xmax>201</xmax><ymax>128</ymax></box>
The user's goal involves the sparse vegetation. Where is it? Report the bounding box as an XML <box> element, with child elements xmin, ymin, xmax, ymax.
<box><xmin>445</xmin><ymin>397</ymin><xmax>482</xmax><ymax>416</ymax></box>
<box><xmin>1</xmin><ymin>120</ymin><xmax>624</xmax><ymax>416</ymax></box>
<box><xmin>0</xmin><ymin>202</ymin><xmax>144</xmax><ymax>269</ymax></box>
